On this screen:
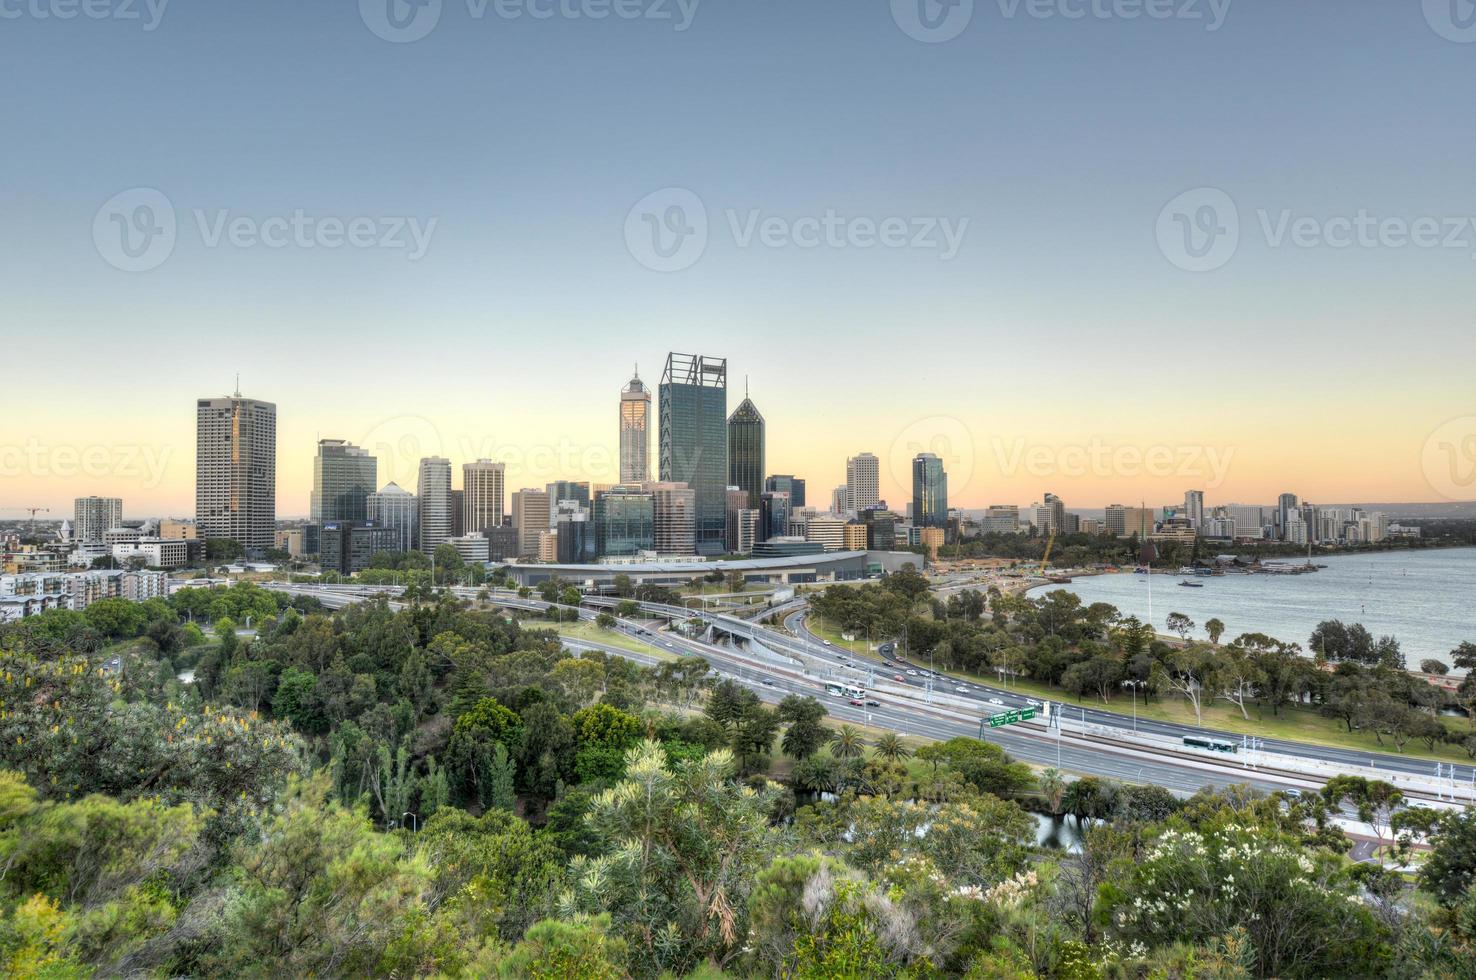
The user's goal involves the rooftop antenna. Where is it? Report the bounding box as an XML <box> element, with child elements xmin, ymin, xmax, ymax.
<box><xmin>745</xmin><ymin>375</ymin><xmax>749</xmax><ymax>398</ymax></box>
<box><xmin>233</xmin><ymin>374</ymin><xmax>241</xmax><ymax>398</ymax></box>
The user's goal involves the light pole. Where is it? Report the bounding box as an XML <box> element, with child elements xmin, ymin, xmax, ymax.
<box><xmin>1121</xmin><ymin>679</ymin><xmax>1145</xmax><ymax>733</ymax></box>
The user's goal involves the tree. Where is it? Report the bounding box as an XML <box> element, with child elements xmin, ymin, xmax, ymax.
<box><xmin>829</xmin><ymin>724</ymin><xmax>866</xmax><ymax>761</ymax></box>
<box><xmin>496</xmin><ymin>915</ymin><xmax>627</xmax><ymax>979</ymax></box>
<box><xmin>446</xmin><ymin>697</ymin><xmax>523</xmax><ymax>808</ymax></box>
<box><xmin>1154</xmin><ymin>643</ymin><xmax>1214</xmax><ymax>727</ymax></box>
<box><xmin>1165</xmin><ymin>612</ymin><xmax>1195</xmax><ymax>642</ymax></box>
<box><xmin>567</xmin><ymin>740</ymin><xmax>781</xmax><ymax>974</ymax></box>
<box><xmin>1322</xmin><ymin>775</ymin><xmax>1403</xmax><ymax>850</ymax></box>
<box><xmin>1204</xmin><ymin>617</ymin><xmax>1226</xmax><ymax>645</ymax></box>
<box><xmin>1038</xmin><ymin>767</ymin><xmax>1067</xmax><ymax>816</ymax></box>
<box><xmin>873</xmin><ymin>732</ymin><xmax>908</xmax><ymax>763</ymax></box>
<box><xmin>1420</xmin><ymin>808</ymin><xmax>1476</xmax><ymax>908</ymax></box>
<box><xmin>777</xmin><ymin>695</ymin><xmax>828</xmax><ymax>760</ymax></box>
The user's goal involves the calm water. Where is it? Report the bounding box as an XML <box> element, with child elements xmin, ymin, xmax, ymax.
<box><xmin>1036</xmin><ymin>546</ymin><xmax>1476</xmax><ymax>671</ymax></box>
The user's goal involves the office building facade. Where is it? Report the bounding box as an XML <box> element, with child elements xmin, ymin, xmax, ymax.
<box><xmin>511</xmin><ymin>489</ymin><xmax>551</xmax><ymax>558</ymax></box>
<box><xmin>659</xmin><ymin>353</ymin><xmax>728</xmax><ymax>555</ymax></box>
<box><xmin>416</xmin><ymin>457</ymin><xmax>453</xmax><ymax>553</ymax></box>
<box><xmin>462</xmin><ymin>460</ymin><xmax>506</xmax><ymax>534</ymax></box>
<box><xmin>726</xmin><ymin>395</ymin><xmax>765</xmax><ymax>510</ymax></box>
<box><xmin>196</xmin><ymin>392</ymin><xmax>276</xmax><ymax>551</ymax></box>
<box><xmin>910</xmin><ymin>453</ymin><xmax>947</xmax><ymax>529</ymax></box>
<box><xmin>765</xmin><ymin>474</ymin><xmax>805</xmax><ymax>509</ymax></box>
<box><xmin>647</xmin><ymin>481</ymin><xmax>698</xmax><ymax>556</ymax></box>
<box><xmin>619</xmin><ymin>370</ymin><xmax>651</xmax><ymax>484</ymax></box>
<box><xmin>74</xmin><ymin>497</ymin><xmax>122</xmax><ymax>545</ymax></box>
<box><xmin>845</xmin><ymin>453</ymin><xmax>880</xmax><ymax>512</ymax></box>
<box><xmin>367</xmin><ymin>482</ymin><xmax>418</xmax><ymax>552</ymax></box>
<box><xmin>594</xmin><ymin>486</ymin><xmax>655</xmax><ymax>559</ymax></box>
<box><xmin>311</xmin><ymin>439</ymin><xmax>376</xmax><ymax>524</ymax></box>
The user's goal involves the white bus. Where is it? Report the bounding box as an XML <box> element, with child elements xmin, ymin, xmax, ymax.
<box><xmin>826</xmin><ymin>682</ymin><xmax>865</xmax><ymax>700</ymax></box>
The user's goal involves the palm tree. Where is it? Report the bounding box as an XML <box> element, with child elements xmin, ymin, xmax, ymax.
<box><xmin>830</xmin><ymin>725</ymin><xmax>866</xmax><ymax>760</ymax></box>
<box><xmin>873</xmin><ymin>732</ymin><xmax>909</xmax><ymax>763</ymax></box>
<box><xmin>793</xmin><ymin>753</ymin><xmax>838</xmax><ymax>795</ymax></box>
<box><xmin>1039</xmin><ymin>767</ymin><xmax>1066</xmax><ymax>816</ymax></box>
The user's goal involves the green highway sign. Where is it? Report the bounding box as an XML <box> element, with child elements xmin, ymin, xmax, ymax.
<box><xmin>985</xmin><ymin>707</ymin><xmax>1036</xmax><ymax>729</ymax></box>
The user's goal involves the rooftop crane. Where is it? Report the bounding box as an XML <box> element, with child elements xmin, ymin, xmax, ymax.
<box><xmin>1037</xmin><ymin>528</ymin><xmax>1057</xmax><ymax>576</ymax></box>
<box><xmin>1</xmin><ymin>507</ymin><xmax>51</xmax><ymax>538</ymax></box>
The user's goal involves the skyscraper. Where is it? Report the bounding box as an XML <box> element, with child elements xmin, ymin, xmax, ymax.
<box><xmin>911</xmin><ymin>453</ymin><xmax>948</xmax><ymax>529</ymax></box>
<box><xmin>1184</xmin><ymin>489</ymin><xmax>1205</xmax><ymax>529</ymax></box>
<box><xmin>760</xmin><ymin>490</ymin><xmax>791</xmax><ymax>542</ymax></box>
<box><xmin>765</xmin><ymin>474</ymin><xmax>806</xmax><ymax>509</ymax></box>
<box><xmin>196</xmin><ymin>391</ymin><xmax>276</xmax><ymax>551</ymax></box>
<box><xmin>726</xmin><ymin>390</ymin><xmax>765</xmax><ymax>510</ymax></box>
<box><xmin>647</xmin><ymin>481</ymin><xmax>697</xmax><ymax>555</ymax></box>
<box><xmin>845</xmin><ymin>453</ymin><xmax>880</xmax><ymax>512</ymax></box>
<box><xmin>1278</xmin><ymin>493</ymin><xmax>1300</xmax><ymax>540</ymax></box>
<box><xmin>311</xmin><ymin>439</ymin><xmax>376</xmax><ymax>523</ymax></box>
<box><xmin>659</xmin><ymin>352</ymin><xmax>728</xmax><ymax>555</ymax></box>
<box><xmin>511</xmin><ymin>489</ymin><xmax>551</xmax><ymax>558</ymax></box>
<box><xmin>368</xmin><ymin>482</ymin><xmax>417</xmax><ymax>552</ymax></box>
<box><xmin>619</xmin><ymin>369</ymin><xmax>651</xmax><ymax>484</ymax></box>
<box><xmin>462</xmin><ymin>460</ymin><xmax>506</xmax><ymax>534</ymax></box>
<box><xmin>594</xmin><ymin>485</ymin><xmax>655</xmax><ymax>559</ymax></box>
<box><xmin>416</xmin><ymin>457</ymin><xmax>453</xmax><ymax>553</ymax></box>
<box><xmin>73</xmin><ymin>496</ymin><xmax>122</xmax><ymax>544</ymax></box>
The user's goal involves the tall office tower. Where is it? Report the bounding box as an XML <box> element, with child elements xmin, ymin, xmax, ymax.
<box><xmin>368</xmin><ymin>482</ymin><xmax>418</xmax><ymax>552</ymax></box>
<box><xmin>462</xmin><ymin>460</ymin><xmax>506</xmax><ymax>534</ymax></box>
<box><xmin>726</xmin><ymin>391</ymin><xmax>765</xmax><ymax>510</ymax></box>
<box><xmin>1184</xmin><ymin>489</ymin><xmax>1206</xmax><ymax>529</ymax></box>
<box><xmin>845</xmin><ymin>452</ymin><xmax>880</xmax><ymax>512</ymax></box>
<box><xmin>647</xmin><ymin>481</ymin><xmax>697</xmax><ymax>555</ymax></box>
<box><xmin>511</xmin><ymin>489</ymin><xmax>551</xmax><ymax>558</ymax></box>
<box><xmin>73</xmin><ymin>497</ymin><xmax>122</xmax><ymax>544</ymax></box>
<box><xmin>416</xmin><ymin>457</ymin><xmax>453</xmax><ymax>553</ymax></box>
<box><xmin>831</xmin><ymin>485</ymin><xmax>850</xmax><ymax>514</ymax></box>
<box><xmin>619</xmin><ymin>369</ymin><xmax>651</xmax><ymax>484</ymax></box>
<box><xmin>546</xmin><ymin>481</ymin><xmax>592</xmax><ymax>526</ymax></box>
<box><xmin>734</xmin><ymin>509</ymin><xmax>760</xmax><ymax>555</ymax></box>
<box><xmin>1277</xmin><ymin>493</ymin><xmax>1300</xmax><ymax>540</ymax></box>
<box><xmin>594</xmin><ymin>485</ymin><xmax>655</xmax><ymax>559</ymax></box>
<box><xmin>725</xmin><ymin>486</ymin><xmax>749</xmax><ymax>552</ymax></box>
<box><xmin>759</xmin><ymin>490</ymin><xmax>791</xmax><ymax>542</ymax></box>
<box><xmin>1044</xmin><ymin>493</ymin><xmax>1067</xmax><ymax>535</ymax></box>
<box><xmin>556</xmin><ymin>513</ymin><xmax>596</xmax><ymax>563</ymax></box>
<box><xmin>450</xmin><ymin>490</ymin><xmax>465</xmax><ymax>538</ymax></box>
<box><xmin>196</xmin><ymin>390</ymin><xmax>276</xmax><ymax>551</ymax></box>
<box><xmin>311</xmin><ymin>439</ymin><xmax>376</xmax><ymax>523</ymax></box>
<box><xmin>659</xmin><ymin>353</ymin><xmax>728</xmax><ymax>555</ymax></box>
<box><xmin>765</xmin><ymin>474</ymin><xmax>806</xmax><ymax>509</ymax></box>
<box><xmin>911</xmin><ymin>452</ymin><xmax>948</xmax><ymax>529</ymax></box>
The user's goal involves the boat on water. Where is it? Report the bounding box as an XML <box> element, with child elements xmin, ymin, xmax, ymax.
<box><xmin>1178</xmin><ymin>579</ymin><xmax>1204</xmax><ymax>588</ymax></box>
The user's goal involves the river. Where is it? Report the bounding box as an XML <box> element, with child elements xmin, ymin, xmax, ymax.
<box><xmin>1035</xmin><ymin>546</ymin><xmax>1476</xmax><ymax>671</ymax></box>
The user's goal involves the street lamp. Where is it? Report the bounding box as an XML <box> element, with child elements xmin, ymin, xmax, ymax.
<box><xmin>1121</xmin><ymin>679</ymin><xmax>1145</xmax><ymax>733</ymax></box>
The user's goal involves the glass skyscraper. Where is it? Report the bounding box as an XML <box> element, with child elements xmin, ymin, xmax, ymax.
<box><xmin>659</xmin><ymin>353</ymin><xmax>728</xmax><ymax>556</ymax></box>
<box><xmin>911</xmin><ymin>452</ymin><xmax>948</xmax><ymax>529</ymax></box>
<box><xmin>594</xmin><ymin>486</ymin><xmax>655</xmax><ymax>558</ymax></box>
<box><xmin>619</xmin><ymin>370</ymin><xmax>651</xmax><ymax>484</ymax></box>
<box><xmin>726</xmin><ymin>394</ymin><xmax>765</xmax><ymax>511</ymax></box>
<box><xmin>311</xmin><ymin>439</ymin><xmax>376</xmax><ymax>524</ymax></box>
<box><xmin>764</xmin><ymin>474</ymin><xmax>805</xmax><ymax>509</ymax></box>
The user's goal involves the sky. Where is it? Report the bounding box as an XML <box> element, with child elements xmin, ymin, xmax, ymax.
<box><xmin>3</xmin><ymin>0</ymin><xmax>1476</xmax><ymax>518</ymax></box>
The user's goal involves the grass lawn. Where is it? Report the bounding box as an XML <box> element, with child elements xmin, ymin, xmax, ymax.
<box><xmin>542</xmin><ymin>620</ymin><xmax>679</xmax><ymax>662</ymax></box>
<box><xmin>807</xmin><ymin>616</ymin><xmax>1476</xmax><ymax>766</ymax></box>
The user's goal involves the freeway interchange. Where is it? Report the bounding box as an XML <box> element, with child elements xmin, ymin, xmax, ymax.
<box><xmin>263</xmin><ymin>582</ymin><xmax>1471</xmax><ymax>808</ymax></box>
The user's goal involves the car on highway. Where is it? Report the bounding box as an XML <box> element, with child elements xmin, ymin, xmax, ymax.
<box><xmin>848</xmin><ymin>698</ymin><xmax>864</xmax><ymax>706</ymax></box>
<box><xmin>865</xmin><ymin>699</ymin><xmax>881</xmax><ymax>707</ymax></box>
<box><xmin>906</xmin><ymin>669</ymin><xmax>918</xmax><ymax>676</ymax></box>
<box><xmin>954</xmin><ymin>686</ymin><xmax>968</xmax><ymax>694</ymax></box>
<box><xmin>1025</xmin><ymin>699</ymin><xmax>1042</xmax><ymax>707</ymax></box>
<box><xmin>987</xmin><ymin>697</ymin><xmax>1005</xmax><ymax>706</ymax></box>
<box><xmin>893</xmin><ymin>674</ymin><xmax>905</xmax><ymax>682</ymax></box>
<box><xmin>761</xmin><ymin>678</ymin><xmax>774</xmax><ymax>687</ymax></box>
<box><xmin>822</xmin><ymin>639</ymin><xmax>832</xmax><ymax>646</ymax></box>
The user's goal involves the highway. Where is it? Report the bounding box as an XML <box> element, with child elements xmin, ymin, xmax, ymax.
<box><xmin>266</xmin><ymin>582</ymin><xmax>1403</xmax><ymax>799</ymax></box>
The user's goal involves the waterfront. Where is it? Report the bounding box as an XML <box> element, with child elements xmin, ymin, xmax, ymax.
<box><xmin>1036</xmin><ymin>546</ymin><xmax>1476</xmax><ymax>671</ymax></box>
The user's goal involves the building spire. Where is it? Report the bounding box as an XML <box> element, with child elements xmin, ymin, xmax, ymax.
<box><xmin>233</xmin><ymin>373</ymin><xmax>241</xmax><ymax>398</ymax></box>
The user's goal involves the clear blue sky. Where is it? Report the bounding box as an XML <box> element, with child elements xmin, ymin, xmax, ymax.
<box><xmin>4</xmin><ymin>0</ymin><xmax>1475</xmax><ymax>515</ymax></box>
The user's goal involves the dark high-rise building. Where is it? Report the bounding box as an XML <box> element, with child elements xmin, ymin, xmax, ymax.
<box><xmin>311</xmin><ymin>439</ymin><xmax>376</xmax><ymax>524</ymax></box>
<box><xmin>726</xmin><ymin>392</ymin><xmax>765</xmax><ymax>511</ymax></box>
<box><xmin>759</xmin><ymin>490</ymin><xmax>791</xmax><ymax>543</ymax></box>
<box><xmin>659</xmin><ymin>353</ymin><xmax>728</xmax><ymax>556</ymax></box>
<box><xmin>862</xmin><ymin>509</ymin><xmax>897</xmax><ymax>550</ymax></box>
<box><xmin>594</xmin><ymin>486</ymin><xmax>655</xmax><ymax>559</ymax></box>
<box><xmin>484</xmin><ymin>525</ymin><xmax>521</xmax><ymax>562</ymax></box>
<box><xmin>911</xmin><ymin>453</ymin><xmax>948</xmax><ymax>529</ymax></box>
<box><xmin>546</xmin><ymin>481</ymin><xmax>592</xmax><ymax>518</ymax></box>
<box><xmin>196</xmin><ymin>390</ymin><xmax>276</xmax><ymax>552</ymax></box>
<box><xmin>765</xmin><ymin>474</ymin><xmax>805</xmax><ymax>509</ymax></box>
<box><xmin>320</xmin><ymin>521</ymin><xmax>400</xmax><ymax>574</ymax></box>
<box><xmin>556</xmin><ymin>513</ymin><xmax>596</xmax><ymax>563</ymax></box>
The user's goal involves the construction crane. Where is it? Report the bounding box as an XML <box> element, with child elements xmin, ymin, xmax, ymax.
<box><xmin>1037</xmin><ymin>529</ymin><xmax>1057</xmax><ymax>576</ymax></box>
<box><xmin>2</xmin><ymin>507</ymin><xmax>51</xmax><ymax>539</ymax></box>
